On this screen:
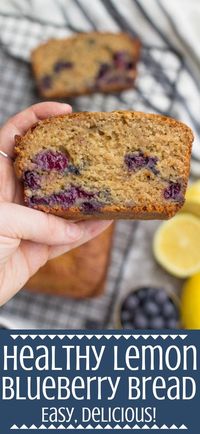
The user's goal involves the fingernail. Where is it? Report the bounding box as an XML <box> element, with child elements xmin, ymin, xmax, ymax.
<box><xmin>63</xmin><ymin>104</ymin><xmax>72</xmax><ymax>112</ymax></box>
<box><xmin>66</xmin><ymin>223</ymin><xmax>82</xmax><ymax>241</ymax></box>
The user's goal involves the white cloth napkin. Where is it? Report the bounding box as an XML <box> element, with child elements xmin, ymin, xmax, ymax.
<box><xmin>162</xmin><ymin>0</ymin><xmax>200</xmax><ymax>68</ymax></box>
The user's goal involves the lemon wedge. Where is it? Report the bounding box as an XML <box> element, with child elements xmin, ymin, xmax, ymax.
<box><xmin>153</xmin><ymin>214</ymin><xmax>200</xmax><ymax>278</ymax></box>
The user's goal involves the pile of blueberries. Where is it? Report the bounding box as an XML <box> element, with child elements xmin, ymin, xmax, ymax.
<box><xmin>120</xmin><ymin>287</ymin><xmax>180</xmax><ymax>330</ymax></box>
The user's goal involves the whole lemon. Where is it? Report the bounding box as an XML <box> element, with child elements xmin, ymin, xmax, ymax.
<box><xmin>181</xmin><ymin>273</ymin><xmax>200</xmax><ymax>329</ymax></box>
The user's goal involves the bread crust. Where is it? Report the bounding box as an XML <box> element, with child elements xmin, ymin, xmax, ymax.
<box><xmin>31</xmin><ymin>32</ymin><xmax>141</xmax><ymax>98</ymax></box>
<box><xmin>14</xmin><ymin>110</ymin><xmax>194</xmax><ymax>220</ymax></box>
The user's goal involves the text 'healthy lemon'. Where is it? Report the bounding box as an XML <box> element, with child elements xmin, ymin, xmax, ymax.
<box><xmin>153</xmin><ymin>214</ymin><xmax>200</xmax><ymax>278</ymax></box>
<box><xmin>181</xmin><ymin>274</ymin><xmax>200</xmax><ymax>329</ymax></box>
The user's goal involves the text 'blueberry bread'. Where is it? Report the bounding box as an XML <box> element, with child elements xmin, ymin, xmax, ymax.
<box><xmin>31</xmin><ymin>32</ymin><xmax>141</xmax><ymax>97</ymax></box>
<box><xmin>14</xmin><ymin>111</ymin><xmax>193</xmax><ymax>220</ymax></box>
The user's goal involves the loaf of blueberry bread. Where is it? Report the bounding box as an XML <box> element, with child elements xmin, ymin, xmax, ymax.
<box><xmin>14</xmin><ymin>111</ymin><xmax>193</xmax><ymax>220</ymax></box>
<box><xmin>26</xmin><ymin>224</ymin><xmax>114</xmax><ymax>299</ymax></box>
<box><xmin>31</xmin><ymin>32</ymin><xmax>140</xmax><ymax>97</ymax></box>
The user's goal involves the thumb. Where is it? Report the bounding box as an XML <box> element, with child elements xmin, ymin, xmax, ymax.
<box><xmin>0</xmin><ymin>203</ymin><xmax>83</xmax><ymax>245</ymax></box>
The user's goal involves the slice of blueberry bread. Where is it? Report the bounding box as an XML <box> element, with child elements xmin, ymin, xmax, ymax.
<box><xmin>14</xmin><ymin>111</ymin><xmax>193</xmax><ymax>220</ymax></box>
<box><xmin>31</xmin><ymin>32</ymin><xmax>141</xmax><ymax>97</ymax></box>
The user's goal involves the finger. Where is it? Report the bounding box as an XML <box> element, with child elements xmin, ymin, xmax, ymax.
<box><xmin>0</xmin><ymin>241</ymin><xmax>49</xmax><ymax>306</ymax></box>
<box><xmin>48</xmin><ymin>220</ymin><xmax>113</xmax><ymax>259</ymax></box>
<box><xmin>0</xmin><ymin>102</ymin><xmax>72</xmax><ymax>156</ymax></box>
<box><xmin>0</xmin><ymin>203</ymin><xmax>83</xmax><ymax>245</ymax></box>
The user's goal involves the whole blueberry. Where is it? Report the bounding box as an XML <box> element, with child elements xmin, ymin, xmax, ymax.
<box><xmin>162</xmin><ymin>301</ymin><xmax>177</xmax><ymax>319</ymax></box>
<box><xmin>143</xmin><ymin>300</ymin><xmax>160</xmax><ymax>317</ymax></box>
<box><xmin>81</xmin><ymin>201</ymin><xmax>101</xmax><ymax>213</ymax></box>
<box><xmin>127</xmin><ymin>61</ymin><xmax>134</xmax><ymax>69</ymax></box>
<box><xmin>40</xmin><ymin>75</ymin><xmax>52</xmax><ymax>90</ymax></box>
<box><xmin>124</xmin><ymin>153</ymin><xmax>146</xmax><ymax>171</ymax></box>
<box><xmin>147</xmin><ymin>157</ymin><xmax>159</xmax><ymax>175</ymax></box>
<box><xmin>28</xmin><ymin>195</ymin><xmax>50</xmax><ymax>207</ymax></box>
<box><xmin>137</xmin><ymin>287</ymin><xmax>149</xmax><ymax>301</ymax></box>
<box><xmin>113</xmin><ymin>51</ymin><xmax>134</xmax><ymax>70</ymax></box>
<box><xmin>146</xmin><ymin>287</ymin><xmax>162</xmax><ymax>299</ymax></box>
<box><xmin>76</xmin><ymin>187</ymin><xmax>95</xmax><ymax>199</ymax></box>
<box><xmin>97</xmin><ymin>63</ymin><xmax>111</xmax><ymax>79</ymax></box>
<box><xmin>149</xmin><ymin>317</ymin><xmax>165</xmax><ymax>329</ymax></box>
<box><xmin>113</xmin><ymin>51</ymin><xmax>128</xmax><ymax>68</ymax></box>
<box><xmin>35</xmin><ymin>150</ymin><xmax>69</xmax><ymax>171</ymax></box>
<box><xmin>54</xmin><ymin>60</ymin><xmax>73</xmax><ymax>73</ymax></box>
<box><xmin>24</xmin><ymin>171</ymin><xmax>41</xmax><ymax>189</ymax></box>
<box><xmin>154</xmin><ymin>289</ymin><xmax>169</xmax><ymax>304</ymax></box>
<box><xmin>166</xmin><ymin>319</ymin><xmax>179</xmax><ymax>329</ymax></box>
<box><xmin>68</xmin><ymin>164</ymin><xmax>80</xmax><ymax>175</ymax></box>
<box><xmin>121</xmin><ymin>310</ymin><xmax>132</xmax><ymax>324</ymax></box>
<box><xmin>122</xmin><ymin>294</ymin><xmax>139</xmax><ymax>312</ymax></box>
<box><xmin>164</xmin><ymin>182</ymin><xmax>181</xmax><ymax>200</ymax></box>
<box><xmin>124</xmin><ymin>152</ymin><xmax>158</xmax><ymax>173</ymax></box>
<box><xmin>133</xmin><ymin>312</ymin><xmax>149</xmax><ymax>329</ymax></box>
<box><xmin>52</xmin><ymin>187</ymin><xmax>78</xmax><ymax>208</ymax></box>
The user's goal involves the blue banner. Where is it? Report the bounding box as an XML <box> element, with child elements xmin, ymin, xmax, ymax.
<box><xmin>0</xmin><ymin>331</ymin><xmax>199</xmax><ymax>433</ymax></box>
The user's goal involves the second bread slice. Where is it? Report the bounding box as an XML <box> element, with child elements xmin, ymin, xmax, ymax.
<box><xmin>31</xmin><ymin>32</ymin><xmax>140</xmax><ymax>97</ymax></box>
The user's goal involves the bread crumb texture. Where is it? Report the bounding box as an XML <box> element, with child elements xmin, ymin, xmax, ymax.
<box><xmin>14</xmin><ymin>111</ymin><xmax>193</xmax><ymax>220</ymax></box>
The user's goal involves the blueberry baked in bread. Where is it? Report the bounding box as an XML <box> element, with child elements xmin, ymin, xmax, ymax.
<box><xmin>26</xmin><ymin>225</ymin><xmax>114</xmax><ymax>299</ymax></box>
<box><xmin>31</xmin><ymin>32</ymin><xmax>141</xmax><ymax>97</ymax></box>
<box><xmin>14</xmin><ymin>111</ymin><xmax>193</xmax><ymax>220</ymax></box>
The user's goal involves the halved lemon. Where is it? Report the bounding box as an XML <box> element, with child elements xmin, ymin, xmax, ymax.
<box><xmin>153</xmin><ymin>214</ymin><xmax>200</xmax><ymax>278</ymax></box>
<box><xmin>181</xmin><ymin>273</ymin><xmax>200</xmax><ymax>329</ymax></box>
<box><xmin>181</xmin><ymin>180</ymin><xmax>200</xmax><ymax>217</ymax></box>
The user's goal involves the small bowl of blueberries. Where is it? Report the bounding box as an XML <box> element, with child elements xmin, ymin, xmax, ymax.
<box><xmin>118</xmin><ymin>286</ymin><xmax>180</xmax><ymax>330</ymax></box>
